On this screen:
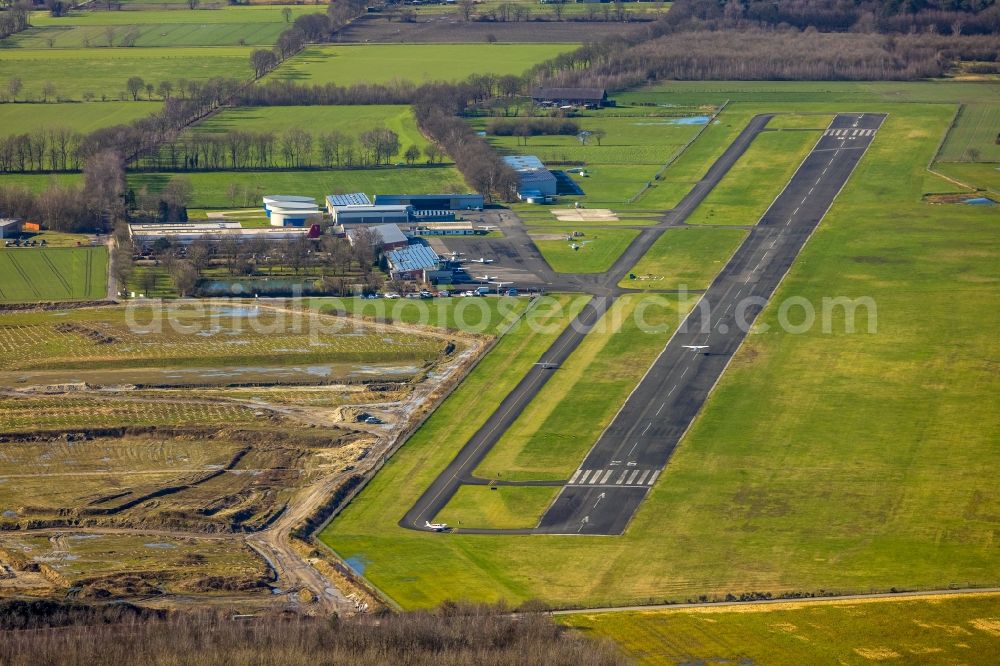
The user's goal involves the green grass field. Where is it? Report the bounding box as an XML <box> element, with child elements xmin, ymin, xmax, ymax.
<box><xmin>5</xmin><ymin>7</ymin><xmax>325</xmax><ymax>48</ymax></box>
<box><xmin>620</xmin><ymin>227</ymin><xmax>748</xmax><ymax>291</ymax></box>
<box><xmin>0</xmin><ymin>102</ymin><xmax>161</xmax><ymax>136</ymax></box>
<box><xmin>321</xmin><ymin>96</ymin><xmax>999</xmax><ymax>610</ymax></box>
<box><xmin>684</xmin><ymin>128</ymin><xmax>821</xmax><ymax>225</ymax></box>
<box><xmin>934</xmin><ymin>162</ymin><xmax>1000</xmax><ymax>195</ymax></box>
<box><xmin>938</xmin><ymin>104</ymin><xmax>1000</xmax><ymax>162</ymax></box>
<box><xmin>186</xmin><ymin>105</ymin><xmax>435</xmax><ymax>163</ymax></box>
<box><xmin>560</xmin><ymin>593</ymin><xmax>1000</xmax><ymax>665</ymax></box>
<box><xmin>0</xmin><ymin>47</ymin><xmax>253</xmax><ymax>101</ymax></box>
<box><xmin>0</xmin><ymin>247</ymin><xmax>107</xmax><ymax>303</ymax></box>
<box><xmin>128</xmin><ymin>166</ymin><xmax>467</xmax><ymax>208</ymax></box>
<box><xmin>437</xmin><ymin>485</ymin><xmax>560</xmax><ymax>529</ymax></box>
<box><xmin>269</xmin><ymin>44</ymin><xmax>575</xmax><ymax>86</ymax></box>
<box><xmin>530</xmin><ymin>227</ymin><xmax>639</xmax><ymax>273</ymax></box>
<box><xmin>472</xmin><ymin>294</ymin><xmax>692</xmax><ymax>483</ymax></box>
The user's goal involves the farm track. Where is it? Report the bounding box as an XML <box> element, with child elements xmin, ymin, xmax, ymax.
<box><xmin>6</xmin><ymin>254</ymin><xmax>41</xmax><ymax>299</ymax></box>
<box><xmin>41</xmin><ymin>251</ymin><xmax>73</xmax><ymax>298</ymax></box>
<box><xmin>84</xmin><ymin>247</ymin><xmax>93</xmax><ymax>299</ymax></box>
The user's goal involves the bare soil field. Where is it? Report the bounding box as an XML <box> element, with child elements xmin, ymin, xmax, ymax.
<box><xmin>332</xmin><ymin>15</ymin><xmax>642</xmax><ymax>43</ymax></box>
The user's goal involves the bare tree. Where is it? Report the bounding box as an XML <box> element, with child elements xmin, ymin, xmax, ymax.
<box><xmin>458</xmin><ymin>0</ymin><xmax>474</xmax><ymax>21</ymax></box>
<box><xmin>125</xmin><ymin>76</ymin><xmax>144</xmax><ymax>101</ymax></box>
<box><xmin>41</xmin><ymin>81</ymin><xmax>55</xmax><ymax>102</ymax></box>
<box><xmin>7</xmin><ymin>76</ymin><xmax>22</xmax><ymax>102</ymax></box>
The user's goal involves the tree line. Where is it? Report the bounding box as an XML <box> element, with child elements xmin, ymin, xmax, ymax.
<box><xmin>0</xmin><ymin>4</ymin><xmax>28</xmax><ymax>40</ymax></box>
<box><xmin>413</xmin><ymin>84</ymin><xmax>519</xmax><ymax>203</ymax></box>
<box><xmin>486</xmin><ymin>117</ymin><xmax>581</xmax><ymax>137</ymax></box>
<box><xmin>529</xmin><ymin>27</ymin><xmax>998</xmax><ymax>91</ymax></box>
<box><xmin>135</xmin><ymin>127</ymin><xmax>435</xmax><ymax>172</ymax></box>
<box><xmin>0</xmin><ymin>601</ymin><xmax>625</xmax><ymax>665</ymax></box>
<box><xmin>0</xmin><ymin>150</ymin><xmax>127</xmax><ymax>233</ymax></box>
<box><xmin>665</xmin><ymin>0</ymin><xmax>1000</xmax><ymax>36</ymax></box>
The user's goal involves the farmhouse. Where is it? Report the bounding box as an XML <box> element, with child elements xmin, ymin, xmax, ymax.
<box><xmin>503</xmin><ymin>155</ymin><xmax>558</xmax><ymax>202</ymax></box>
<box><xmin>128</xmin><ymin>222</ymin><xmax>318</xmax><ymax>246</ymax></box>
<box><xmin>531</xmin><ymin>87</ymin><xmax>611</xmax><ymax>108</ymax></box>
<box><xmin>385</xmin><ymin>244</ymin><xmax>440</xmax><ymax>280</ymax></box>
<box><xmin>0</xmin><ymin>218</ymin><xmax>22</xmax><ymax>239</ymax></box>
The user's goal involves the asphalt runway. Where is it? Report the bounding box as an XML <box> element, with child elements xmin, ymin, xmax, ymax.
<box><xmin>539</xmin><ymin>113</ymin><xmax>885</xmax><ymax>534</ymax></box>
<box><xmin>401</xmin><ymin>113</ymin><xmax>884</xmax><ymax>535</ymax></box>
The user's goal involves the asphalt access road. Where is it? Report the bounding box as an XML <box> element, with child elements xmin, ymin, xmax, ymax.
<box><xmin>538</xmin><ymin>113</ymin><xmax>886</xmax><ymax>535</ymax></box>
<box><xmin>399</xmin><ymin>114</ymin><xmax>775</xmax><ymax>533</ymax></box>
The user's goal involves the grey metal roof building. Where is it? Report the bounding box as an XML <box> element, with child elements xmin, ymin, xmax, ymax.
<box><xmin>326</xmin><ymin>193</ymin><xmax>372</xmax><ymax>208</ymax></box>
<box><xmin>374</xmin><ymin>193</ymin><xmax>484</xmax><ymax>211</ymax></box>
<box><xmin>503</xmin><ymin>155</ymin><xmax>557</xmax><ymax>198</ymax></box>
<box><xmin>386</xmin><ymin>245</ymin><xmax>440</xmax><ymax>276</ymax></box>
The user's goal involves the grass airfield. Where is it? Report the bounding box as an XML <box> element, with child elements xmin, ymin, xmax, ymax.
<box><xmin>323</xmin><ymin>91</ymin><xmax>1000</xmax><ymax>610</ymax></box>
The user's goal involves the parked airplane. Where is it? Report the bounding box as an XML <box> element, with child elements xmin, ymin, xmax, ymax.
<box><xmin>475</xmin><ymin>275</ymin><xmax>498</xmax><ymax>282</ymax></box>
<box><xmin>468</xmin><ymin>257</ymin><xmax>494</xmax><ymax>264</ymax></box>
<box><xmin>425</xmin><ymin>521</ymin><xmax>449</xmax><ymax>532</ymax></box>
<box><xmin>534</xmin><ymin>362</ymin><xmax>558</xmax><ymax>369</ymax></box>
<box><xmin>477</xmin><ymin>225</ymin><xmax>495</xmax><ymax>232</ymax></box>
<box><xmin>488</xmin><ymin>281</ymin><xmax>513</xmax><ymax>287</ymax></box>
<box><xmin>682</xmin><ymin>345</ymin><xmax>710</xmax><ymax>352</ymax></box>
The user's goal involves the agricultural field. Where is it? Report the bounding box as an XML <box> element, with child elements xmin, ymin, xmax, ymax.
<box><xmin>0</xmin><ymin>246</ymin><xmax>107</xmax><ymax>303</ymax></box>
<box><xmin>938</xmin><ymin>103</ymin><xmax>1000</xmax><ymax>162</ymax></box>
<box><xmin>0</xmin><ymin>102</ymin><xmax>160</xmax><ymax>136</ymax></box>
<box><xmin>0</xmin><ymin>303</ymin><xmax>446</xmax><ymax>374</ymax></box>
<box><xmin>934</xmin><ymin>162</ymin><xmax>1000</xmax><ymax>195</ymax></box>
<box><xmin>268</xmin><ymin>44</ymin><xmax>575</xmax><ymax>86</ymax></box>
<box><xmin>129</xmin><ymin>167</ymin><xmax>467</xmax><ymax>208</ymax></box>
<box><xmin>0</xmin><ymin>46</ymin><xmax>253</xmax><ymax>101</ymax></box>
<box><xmin>322</xmin><ymin>99</ymin><xmax>999</xmax><ymax>610</ymax></box>
<box><xmin>560</xmin><ymin>593</ymin><xmax>1000</xmax><ymax>665</ymax></box>
<box><xmin>530</xmin><ymin>227</ymin><xmax>639</xmax><ymax>273</ymax></box>
<box><xmin>6</xmin><ymin>7</ymin><xmax>327</xmax><ymax>49</ymax></box>
<box><xmin>471</xmin><ymin>294</ymin><xmax>692</xmax><ymax>483</ymax></box>
<box><xmin>620</xmin><ymin>227</ymin><xmax>748</xmax><ymax>291</ymax></box>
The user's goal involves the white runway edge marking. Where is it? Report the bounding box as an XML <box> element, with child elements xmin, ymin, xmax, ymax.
<box><xmin>570</xmin><ymin>469</ymin><xmax>583</xmax><ymax>484</ymax></box>
<box><xmin>647</xmin><ymin>470</ymin><xmax>660</xmax><ymax>486</ymax></box>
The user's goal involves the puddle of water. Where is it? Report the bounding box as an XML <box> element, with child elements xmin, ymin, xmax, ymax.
<box><xmin>144</xmin><ymin>542</ymin><xmax>177</xmax><ymax>549</ymax></box>
<box><xmin>963</xmin><ymin>197</ymin><xmax>995</xmax><ymax>205</ymax></box>
<box><xmin>2</xmin><ymin>510</ymin><xmax>16</xmax><ymax>518</ymax></box>
<box><xmin>344</xmin><ymin>556</ymin><xmax>367</xmax><ymax>575</ymax></box>
<box><xmin>634</xmin><ymin>116</ymin><xmax>710</xmax><ymax>126</ymax></box>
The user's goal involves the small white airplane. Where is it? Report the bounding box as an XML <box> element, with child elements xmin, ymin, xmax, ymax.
<box><xmin>468</xmin><ymin>257</ymin><xmax>494</xmax><ymax>264</ymax></box>
<box><xmin>534</xmin><ymin>362</ymin><xmax>558</xmax><ymax>369</ymax></box>
<box><xmin>425</xmin><ymin>521</ymin><xmax>449</xmax><ymax>532</ymax></box>
<box><xmin>683</xmin><ymin>345</ymin><xmax>710</xmax><ymax>352</ymax></box>
<box><xmin>489</xmin><ymin>281</ymin><xmax>513</xmax><ymax>287</ymax></box>
<box><xmin>475</xmin><ymin>274</ymin><xmax>498</xmax><ymax>282</ymax></box>
<box><xmin>477</xmin><ymin>225</ymin><xmax>495</xmax><ymax>232</ymax></box>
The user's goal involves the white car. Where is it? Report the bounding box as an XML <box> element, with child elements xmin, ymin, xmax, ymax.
<box><xmin>384</xmin><ymin>292</ymin><xmax>400</xmax><ymax>299</ymax></box>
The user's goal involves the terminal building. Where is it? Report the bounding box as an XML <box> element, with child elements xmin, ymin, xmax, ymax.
<box><xmin>503</xmin><ymin>155</ymin><xmax>558</xmax><ymax>202</ymax></box>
